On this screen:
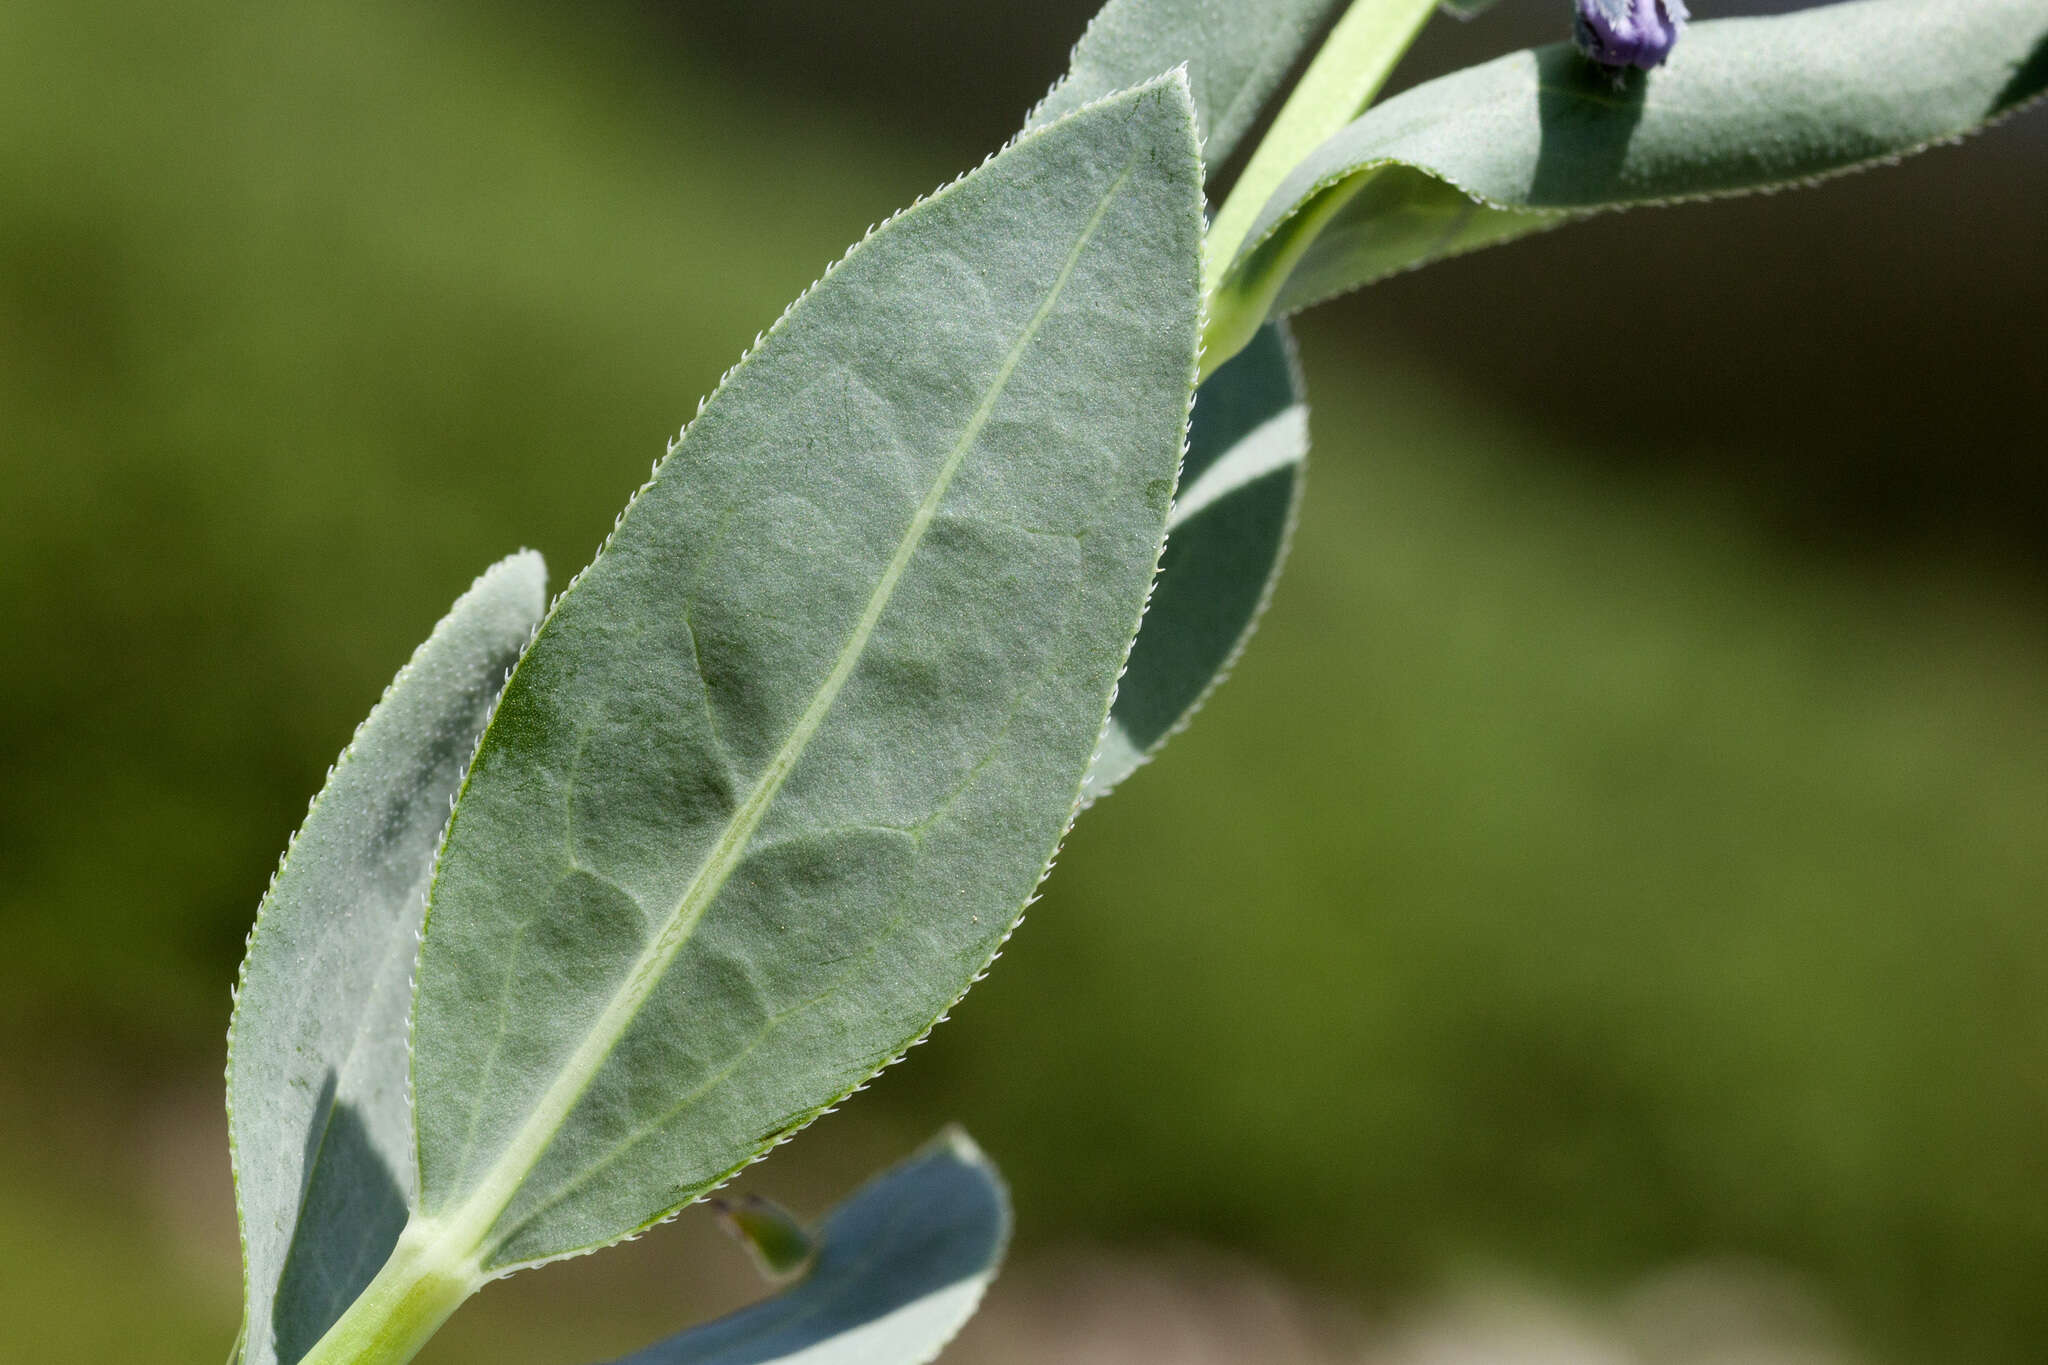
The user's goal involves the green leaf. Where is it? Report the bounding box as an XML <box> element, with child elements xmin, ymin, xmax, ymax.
<box><xmin>1208</xmin><ymin>0</ymin><xmax>2048</xmax><ymax>365</ymax></box>
<box><xmin>604</xmin><ymin>1130</ymin><xmax>1008</xmax><ymax>1365</ymax></box>
<box><xmin>1088</xmin><ymin>321</ymin><xmax>1306</xmax><ymax>801</ymax></box>
<box><xmin>713</xmin><ymin>1196</ymin><xmax>817</xmax><ymax>1280</ymax></box>
<box><xmin>1028</xmin><ymin>0</ymin><xmax>1353</xmax><ymax>168</ymax></box>
<box><xmin>1031</xmin><ymin>4</ymin><xmax>1347</xmax><ymax>799</ymax></box>
<box><xmin>402</xmin><ymin>76</ymin><xmax>1204</xmax><ymax>1277</ymax></box>
<box><xmin>225</xmin><ymin>551</ymin><xmax>548</xmax><ymax>1365</ymax></box>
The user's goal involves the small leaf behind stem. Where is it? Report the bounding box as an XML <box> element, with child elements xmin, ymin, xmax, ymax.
<box><xmin>1088</xmin><ymin>321</ymin><xmax>1307</xmax><ymax>802</ymax></box>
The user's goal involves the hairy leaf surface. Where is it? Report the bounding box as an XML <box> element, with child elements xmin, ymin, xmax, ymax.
<box><xmin>604</xmin><ymin>1131</ymin><xmax>1007</xmax><ymax>1365</ymax></box>
<box><xmin>407</xmin><ymin>78</ymin><xmax>1204</xmax><ymax>1272</ymax></box>
<box><xmin>1210</xmin><ymin>0</ymin><xmax>2048</xmax><ymax>358</ymax></box>
<box><xmin>1028</xmin><ymin>0</ymin><xmax>1351</xmax><ymax>167</ymax></box>
<box><xmin>226</xmin><ymin>552</ymin><xmax>547</xmax><ymax>1365</ymax></box>
<box><xmin>1031</xmin><ymin>4</ymin><xmax>1330</xmax><ymax>803</ymax></box>
<box><xmin>1087</xmin><ymin>321</ymin><xmax>1305</xmax><ymax>801</ymax></box>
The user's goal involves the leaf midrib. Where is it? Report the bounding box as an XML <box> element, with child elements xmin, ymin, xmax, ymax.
<box><xmin>433</xmin><ymin>154</ymin><xmax>1142</xmax><ymax>1262</ymax></box>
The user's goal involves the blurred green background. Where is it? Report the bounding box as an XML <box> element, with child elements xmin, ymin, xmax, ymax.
<box><xmin>3</xmin><ymin>2</ymin><xmax>2044</xmax><ymax>1362</ymax></box>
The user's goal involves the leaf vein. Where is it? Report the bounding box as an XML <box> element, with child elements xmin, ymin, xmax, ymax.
<box><xmin>445</xmin><ymin>150</ymin><xmax>1142</xmax><ymax>1258</ymax></box>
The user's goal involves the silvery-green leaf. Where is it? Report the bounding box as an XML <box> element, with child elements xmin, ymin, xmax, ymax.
<box><xmin>1034</xmin><ymin>8</ymin><xmax>1325</xmax><ymax>803</ymax></box>
<box><xmin>1439</xmin><ymin>0</ymin><xmax>1504</xmax><ymax>16</ymax></box>
<box><xmin>1208</xmin><ymin>0</ymin><xmax>2048</xmax><ymax>363</ymax></box>
<box><xmin>404</xmin><ymin>77</ymin><xmax>1204</xmax><ymax>1274</ymax></box>
<box><xmin>1027</xmin><ymin>0</ymin><xmax>1353</xmax><ymax>167</ymax></box>
<box><xmin>1087</xmin><ymin>321</ymin><xmax>1306</xmax><ymax>802</ymax></box>
<box><xmin>225</xmin><ymin>551</ymin><xmax>547</xmax><ymax>1365</ymax></box>
<box><xmin>605</xmin><ymin>1130</ymin><xmax>1008</xmax><ymax>1365</ymax></box>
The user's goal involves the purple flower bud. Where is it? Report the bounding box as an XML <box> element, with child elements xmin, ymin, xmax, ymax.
<box><xmin>1573</xmin><ymin>0</ymin><xmax>1689</xmax><ymax>70</ymax></box>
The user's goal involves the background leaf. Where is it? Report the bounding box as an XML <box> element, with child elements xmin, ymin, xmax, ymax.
<box><xmin>1029</xmin><ymin>7</ymin><xmax>1322</xmax><ymax>803</ymax></box>
<box><xmin>1026</xmin><ymin>0</ymin><xmax>1352</xmax><ymax>167</ymax></box>
<box><xmin>714</xmin><ymin>1197</ymin><xmax>816</xmax><ymax>1281</ymax></box>
<box><xmin>604</xmin><ymin>1130</ymin><xmax>1008</xmax><ymax>1365</ymax></box>
<box><xmin>405</xmin><ymin>78</ymin><xmax>1204</xmax><ymax>1273</ymax></box>
<box><xmin>1087</xmin><ymin>321</ymin><xmax>1307</xmax><ymax>801</ymax></box>
<box><xmin>225</xmin><ymin>552</ymin><xmax>547</xmax><ymax>1365</ymax></box>
<box><xmin>1211</xmin><ymin>0</ymin><xmax>2048</xmax><ymax>354</ymax></box>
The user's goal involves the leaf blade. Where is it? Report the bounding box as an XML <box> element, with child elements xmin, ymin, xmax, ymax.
<box><xmin>225</xmin><ymin>551</ymin><xmax>547</xmax><ymax>1365</ymax></box>
<box><xmin>1028</xmin><ymin>0</ymin><xmax>1353</xmax><ymax>168</ymax></box>
<box><xmin>1212</xmin><ymin>0</ymin><xmax>2048</xmax><ymax>353</ymax></box>
<box><xmin>604</xmin><ymin>1130</ymin><xmax>1008</xmax><ymax>1365</ymax></box>
<box><xmin>1088</xmin><ymin>321</ymin><xmax>1307</xmax><ymax>801</ymax></box>
<box><xmin>408</xmin><ymin>78</ymin><xmax>1205</xmax><ymax>1271</ymax></box>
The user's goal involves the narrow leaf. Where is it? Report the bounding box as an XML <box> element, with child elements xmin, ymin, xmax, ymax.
<box><xmin>1027</xmin><ymin>0</ymin><xmax>1352</xmax><ymax>168</ymax></box>
<box><xmin>225</xmin><ymin>551</ymin><xmax>547</xmax><ymax>1365</ymax></box>
<box><xmin>605</xmin><ymin>1130</ymin><xmax>1009</xmax><ymax>1365</ymax></box>
<box><xmin>1031</xmin><ymin>4</ymin><xmax>1337</xmax><ymax>800</ymax></box>
<box><xmin>1088</xmin><ymin>321</ymin><xmax>1307</xmax><ymax>802</ymax></box>
<box><xmin>1209</xmin><ymin>0</ymin><xmax>2048</xmax><ymax>362</ymax></box>
<box><xmin>406</xmin><ymin>78</ymin><xmax>1205</xmax><ymax>1273</ymax></box>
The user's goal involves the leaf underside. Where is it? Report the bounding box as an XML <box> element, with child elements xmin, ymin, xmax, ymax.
<box><xmin>604</xmin><ymin>1130</ymin><xmax>1008</xmax><ymax>1365</ymax></box>
<box><xmin>1086</xmin><ymin>320</ymin><xmax>1306</xmax><ymax>801</ymax></box>
<box><xmin>407</xmin><ymin>77</ymin><xmax>1205</xmax><ymax>1272</ymax></box>
<box><xmin>1029</xmin><ymin>0</ymin><xmax>1352</xmax><ymax>168</ymax></box>
<box><xmin>1224</xmin><ymin>0</ymin><xmax>2048</xmax><ymax>319</ymax></box>
<box><xmin>226</xmin><ymin>552</ymin><xmax>548</xmax><ymax>1365</ymax></box>
<box><xmin>1039</xmin><ymin>0</ymin><xmax>1319</xmax><ymax>803</ymax></box>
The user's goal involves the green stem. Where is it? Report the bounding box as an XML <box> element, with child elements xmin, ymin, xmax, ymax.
<box><xmin>1204</xmin><ymin>172</ymin><xmax>1375</xmax><ymax>379</ymax></box>
<box><xmin>1200</xmin><ymin>0</ymin><xmax>1438</xmax><ymax>377</ymax></box>
<box><xmin>295</xmin><ymin>1219</ymin><xmax>484</xmax><ymax>1365</ymax></box>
